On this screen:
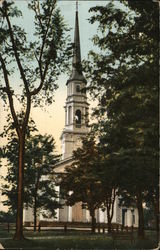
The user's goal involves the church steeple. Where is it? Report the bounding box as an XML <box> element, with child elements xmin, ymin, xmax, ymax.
<box><xmin>61</xmin><ymin>0</ymin><xmax>89</xmax><ymax>160</ymax></box>
<box><xmin>67</xmin><ymin>1</ymin><xmax>86</xmax><ymax>84</ymax></box>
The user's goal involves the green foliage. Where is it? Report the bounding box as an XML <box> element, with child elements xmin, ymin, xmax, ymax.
<box><xmin>60</xmin><ymin>136</ymin><xmax>117</xmax><ymax>232</ymax></box>
<box><xmin>84</xmin><ymin>0</ymin><xmax>158</xmax><ymax>236</ymax></box>
<box><xmin>144</xmin><ymin>207</ymin><xmax>155</xmax><ymax>229</ymax></box>
<box><xmin>0</xmin><ymin>210</ymin><xmax>15</xmax><ymax>222</ymax></box>
<box><xmin>0</xmin><ymin>116</ymin><xmax>61</xmax><ymax>218</ymax></box>
<box><xmin>60</xmin><ymin>137</ymin><xmax>103</xmax><ymax>212</ymax></box>
<box><xmin>24</xmin><ymin>133</ymin><xmax>61</xmax><ymax>219</ymax></box>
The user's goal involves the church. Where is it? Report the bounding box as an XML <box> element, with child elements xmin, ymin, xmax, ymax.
<box><xmin>24</xmin><ymin>3</ymin><xmax>138</xmax><ymax>228</ymax></box>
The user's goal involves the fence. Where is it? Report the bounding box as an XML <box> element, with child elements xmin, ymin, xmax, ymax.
<box><xmin>0</xmin><ymin>221</ymin><xmax>135</xmax><ymax>234</ymax></box>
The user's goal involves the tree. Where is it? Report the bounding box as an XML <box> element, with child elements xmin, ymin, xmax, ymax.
<box><xmin>60</xmin><ymin>137</ymin><xmax>103</xmax><ymax>233</ymax></box>
<box><xmin>0</xmin><ymin>0</ymin><xmax>70</xmax><ymax>239</ymax></box>
<box><xmin>91</xmin><ymin>128</ymin><xmax>118</xmax><ymax>233</ymax></box>
<box><xmin>0</xmin><ymin>211</ymin><xmax>15</xmax><ymax>223</ymax></box>
<box><xmin>60</xmin><ymin>136</ymin><xmax>118</xmax><ymax>233</ymax></box>
<box><xmin>97</xmin><ymin>146</ymin><xmax>118</xmax><ymax>233</ymax></box>
<box><xmin>0</xmin><ymin>114</ymin><xmax>37</xmax><ymax>216</ymax></box>
<box><xmin>25</xmin><ymin>134</ymin><xmax>61</xmax><ymax>231</ymax></box>
<box><xmin>1</xmin><ymin>116</ymin><xmax>61</xmax><ymax>232</ymax></box>
<box><xmin>85</xmin><ymin>0</ymin><xmax>158</xmax><ymax>238</ymax></box>
<box><xmin>143</xmin><ymin>205</ymin><xmax>155</xmax><ymax>229</ymax></box>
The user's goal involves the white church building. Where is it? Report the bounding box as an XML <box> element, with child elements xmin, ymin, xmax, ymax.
<box><xmin>24</xmin><ymin>3</ymin><xmax>138</xmax><ymax>228</ymax></box>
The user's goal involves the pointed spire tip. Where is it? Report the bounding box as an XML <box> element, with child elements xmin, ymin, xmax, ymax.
<box><xmin>66</xmin><ymin>0</ymin><xmax>87</xmax><ymax>85</ymax></box>
<box><xmin>76</xmin><ymin>0</ymin><xmax>78</xmax><ymax>12</ymax></box>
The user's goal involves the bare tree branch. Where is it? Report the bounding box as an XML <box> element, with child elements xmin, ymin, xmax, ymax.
<box><xmin>3</xmin><ymin>5</ymin><xmax>30</xmax><ymax>95</ymax></box>
<box><xmin>38</xmin><ymin>1</ymin><xmax>55</xmax><ymax>70</ymax></box>
<box><xmin>22</xmin><ymin>95</ymin><xmax>31</xmax><ymax>133</ymax></box>
<box><xmin>30</xmin><ymin>1</ymin><xmax>56</xmax><ymax>96</ymax></box>
<box><xmin>111</xmin><ymin>189</ymin><xmax>116</xmax><ymax>220</ymax></box>
<box><xmin>0</xmin><ymin>54</ymin><xmax>20</xmax><ymax>136</ymax></box>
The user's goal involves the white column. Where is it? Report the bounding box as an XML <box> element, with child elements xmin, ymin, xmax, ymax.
<box><xmin>86</xmin><ymin>210</ymin><xmax>90</xmax><ymax>222</ymax></box>
<box><xmin>66</xmin><ymin>107</ymin><xmax>68</xmax><ymax>125</ymax></box>
<box><xmin>65</xmin><ymin>109</ymin><xmax>67</xmax><ymax>125</ymax></box>
<box><xmin>68</xmin><ymin>206</ymin><xmax>72</xmax><ymax>222</ymax></box>
<box><xmin>99</xmin><ymin>209</ymin><xmax>106</xmax><ymax>223</ymax></box>
<box><xmin>82</xmin><ymin>209</ymin><xmax>86</xmax><ymax>222</ymax></box>
<box><xmin>125</xmin><ymin>211</ymin><xmax>127</xmax><ymax>226</ymax></box>
<box><xmin>55</xmin><ymin>186</ymin><xmax>60</xmax><ymax>221</ymax></box>
<box><xmin>134</xmin><ymin>209</ymin><xmax>139</xmax><ymax>227</ymax></box>
<box><xmin>68</xmin><ymin>191</ymin><xmax>72</xmax><ymax>222</ymax></box>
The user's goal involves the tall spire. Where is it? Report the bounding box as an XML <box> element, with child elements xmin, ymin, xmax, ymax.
<box><xmin>67</xmin><ymin>1</ymin><xmax>86</xmax><ymax>84</ymax></box>
<box><xmin>76</xmin><ymin>0</ymin><xmax>78</xmax><ymax>12</ymax></box>
<box><xmin>73</xmin><ymin>0</ymin><xmax>81</xmax><ymax>68</ymax></box>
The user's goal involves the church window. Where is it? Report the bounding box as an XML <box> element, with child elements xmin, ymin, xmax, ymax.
<box><xmin>75</xmin><ymin>109</ymin><xmax>81</xmax><ymax>125</ymax></box>
<box><xmin>76</xmin><ymin>85</ymin><xmax>80</xmax><ymax>92</ymax></box>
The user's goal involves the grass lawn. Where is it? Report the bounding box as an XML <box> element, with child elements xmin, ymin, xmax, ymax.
<box><xmin>0</xmin><ymin>229</ymin><xmax>158</xmax><ymax>250</ymax></box>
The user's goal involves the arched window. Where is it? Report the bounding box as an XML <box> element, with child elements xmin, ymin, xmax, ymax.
<box><xmin>75</xmin><ymin>109</ymin><xmax>81</xmax><ymax>124</ymax></box>
<box><xmin>76</xmin><ymin>85</ymin><xmax>80</xmax><ymax>92</ymax></box>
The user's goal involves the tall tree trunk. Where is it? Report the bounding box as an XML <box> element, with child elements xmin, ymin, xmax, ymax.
<box><xmin>107</xmin><ymin>208</ymin><xmax>112</xmax><ymax>233</ymax></box>
<box><xmin>14</xmin><ymin>132</ymin><xmax>25</xmax><ymax>240</ymax></box>
<box><xmin>106</xmin><ymin>190</ymin><xmax>115</xmax><ymax>234</ymax></box>
<box><xmin>137</xmin><ymin>193</ymin><xmax>145</xmax><ymax>238</ymax></box>
<box><xmin>90</xmin><ymin>209</ymin><xmax>96</xmax><ymax>233</ymax></box>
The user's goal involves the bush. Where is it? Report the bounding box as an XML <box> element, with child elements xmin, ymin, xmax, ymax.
<box><xmin>0</xmin><ymin>211</ymin><xmax>15</xmax><ymax>223</ymax></box>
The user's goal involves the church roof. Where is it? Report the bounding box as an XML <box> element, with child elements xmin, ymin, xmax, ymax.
<box><xmin>66</xmin><ymin>3</ymin><xmax>87</xmax><ymax>85</ymax></box>
<box><xmin>54</xmin><ymin>156</ymin><xmax>74</xmax><ymax>174</ymax></box>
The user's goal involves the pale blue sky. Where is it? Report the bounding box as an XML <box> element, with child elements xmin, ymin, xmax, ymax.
<box><xmin>17</xmin><ymin>0</ymin><xmax>107</xmax><ymax>63</ymax></box>
<box><xmin>0</xmin><ymin>0</ymin><xmax>107</xmax><ymax>153</ymax></box>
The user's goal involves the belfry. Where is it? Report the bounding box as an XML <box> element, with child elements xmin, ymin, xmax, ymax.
<box><xmin>61</xmin><ymin>1</ymin><xmax>89</xmax><ymax>160</ymax></box>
